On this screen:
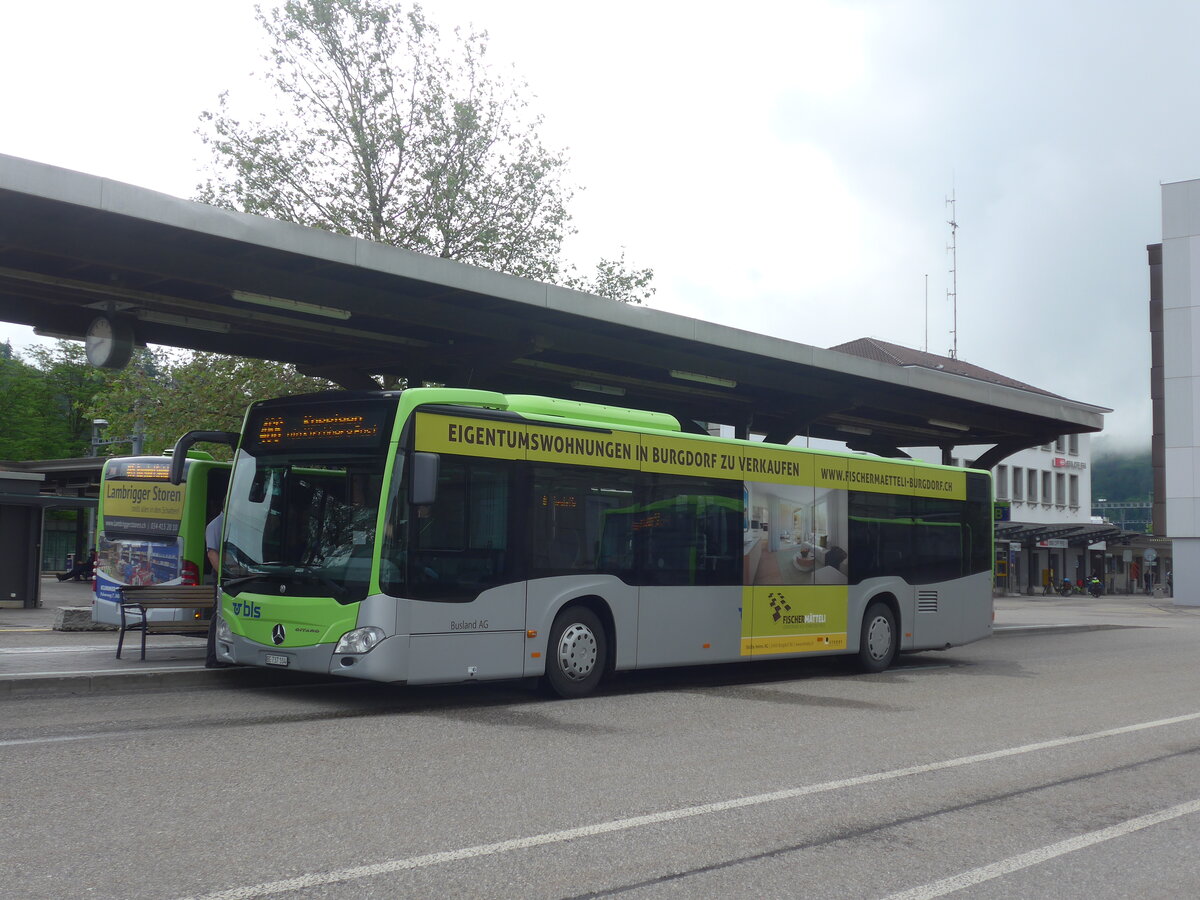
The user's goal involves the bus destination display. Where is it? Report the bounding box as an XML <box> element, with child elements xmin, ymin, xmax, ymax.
<box><xmin>246</xmin><ymin>400</ymin><xmax>394</xmax><ymax>452</ymax></box>
<box><xmin>109</xmin><ymin>460</ymin><xmax>173</xmax><ymax>480</ymax></box>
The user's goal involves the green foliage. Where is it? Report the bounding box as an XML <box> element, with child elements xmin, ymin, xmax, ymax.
<box><xmin>1091</xmin><ymin>447</ymin><xmax>1153</xmax><ymax>502</ymax></box>
<box><xmin>197</xmin><ymin>0</ymin><xmax>652</xmax><ymax>301</ymax></box>
<box><xmin>0</xmin><ymin>353</ymin><xmax>68</xmax><ymax>459</ymax></box>
<box><xmin>198</xmin><ymin>0</ymin><xmax>570</xmax><ymax>282</ymax></box>
<box><xmin>0</xmin><ymin>343</ymin><xmax>331</xmax><ymax>463</ymax></box>
<box><xmin>3</xmin><ymin>342</ymin><xmax>109</xmax><ymax>459</ymax></box>
<box><xmin>90</xmin><ymin>350</ymin><xmax>333</xmax><ymax>458</ymax></box>
<box><xmin>562</xmin><ymin>249</ymin><xmax>656</xmax><ymax>305</ymax></box>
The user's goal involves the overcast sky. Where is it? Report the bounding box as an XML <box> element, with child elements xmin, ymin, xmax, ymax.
<box><xmin>2</xmin><ymin>0</ymin><xmax>1193</xmax><ymax>450</ymax></box>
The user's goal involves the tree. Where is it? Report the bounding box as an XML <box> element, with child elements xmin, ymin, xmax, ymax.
<box><xmin>90</xmin><ymin>350</ymin><xmax>334</xmax><ymax>458</ymax></box>
<box><xmin>0</xmin><ymin>341</ymin><xmax>112</xmax><ymax>460</ymax></box>
<box><xmin>21</xmin><ymin>342</ymin><xmax>109</xmax><ymax>457</ymax></box>
<box><xmin>563</xmin><ymin>249</ymin><xmax>656</xmax><ymax>306</ymax></box>
<box><xmin>198</xmin><ymin>0</ymin><xmax>653</xmax><ymax>301</ymax></box>
<box><xmin>1091</xmin><ymin>448</ymin><xmax>1153</xmax><ymax>503</ymax></box>
<box><xmin>0</xmin><ymin>353</ymin><xmax>62</xmax><ymax>459</ymax></box>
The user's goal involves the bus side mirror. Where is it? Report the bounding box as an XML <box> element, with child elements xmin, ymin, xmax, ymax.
<box><xmin>409</xmin><ymin>452</ymin><xmax>439</xmax><ymax>506</ymax></box>
<box><xmin>168</xmin><ymin>430</ymin><xmax>239</xmax><ymax>484</ymax></box>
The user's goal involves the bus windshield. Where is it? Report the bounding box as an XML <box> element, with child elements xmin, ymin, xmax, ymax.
<box><xmin>220</xmin><ymin>395</ymin><xmax>397</xmax><ymax>603</ymax></box>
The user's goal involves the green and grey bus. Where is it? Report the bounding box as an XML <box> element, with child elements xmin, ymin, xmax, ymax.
<box><xmin>174</xmin><ymin>388</ymin><xmax>992</xmax><ymax>697</ymax></box>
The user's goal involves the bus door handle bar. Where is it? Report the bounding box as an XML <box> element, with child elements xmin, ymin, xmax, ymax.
<box><xmin>169</xmin><ymin>430</ymin><xmax>240</xmax><ymax>484</ymax></box>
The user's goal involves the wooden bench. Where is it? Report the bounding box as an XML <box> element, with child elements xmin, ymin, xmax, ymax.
<box><xmin>117</xmin><ymin>585</ymin><xmax>217</xmax><ymax>661</ymax></box>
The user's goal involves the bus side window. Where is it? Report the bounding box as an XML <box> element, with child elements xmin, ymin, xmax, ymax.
<box><xmin>636</xmin><ymin>475</ymin><xmax>741</xmax><ymax>586</ymax></box>
<box><xmin>207</xmin><ymin>467</ymin><xmax>231</xmax><ymax>524</ymax></box>
<box><xmin>529</xmin><ymin>465</ymin><xmax>638</xmax><ymax>581</ymax></box>
<box><xmin>204</xmin><ymin>467</ymin><xmax>231</xmax><ymax>576</ymax></box>
<box><xmin>848</xmin><ymin>492</ymin><xmax>914</xmax><ymax>583</ymax></box>
<box><xmin>391</xmin><ymin>457</ymin><xmax>516</xmax><ymax>602</ymax></box>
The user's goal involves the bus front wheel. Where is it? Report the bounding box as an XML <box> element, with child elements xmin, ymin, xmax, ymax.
<box><xmin>856</xmin><ymin>601</ymin><xmax>897</xmax><ymax>673</ymax></box>
<box><xmin>543</xmin><ymin>606</ymin><xmax>607</xmax><ymax>698</ymax></box>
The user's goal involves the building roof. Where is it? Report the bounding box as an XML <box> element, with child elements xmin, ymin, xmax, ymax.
<box><xmin>830</xmin><ymin>338</ymin><xmax>1072</xmax><ymax>403</ymax></box>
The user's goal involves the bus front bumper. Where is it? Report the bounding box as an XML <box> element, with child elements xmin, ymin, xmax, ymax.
<box><xmin>217</xmin><ymin>630</ymin><xmax>409</xmax><ymax>682</ymax></box>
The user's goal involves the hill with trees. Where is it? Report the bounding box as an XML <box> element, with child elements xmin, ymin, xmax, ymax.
<box><xmin>1091</xmin><ymin>447</ymin><xmax>1153</xmax><ymax>503</ymax></box>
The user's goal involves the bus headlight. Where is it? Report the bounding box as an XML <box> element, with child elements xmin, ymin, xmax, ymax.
<box><xmin>216</xmin><ymin>617</ymin><xmax>232</xmax><ymax>643</ymax></box>
<box><xmin>335</xmin><ymin>626</ymin><xmax>385</xmax><ymax>654</ymax></box>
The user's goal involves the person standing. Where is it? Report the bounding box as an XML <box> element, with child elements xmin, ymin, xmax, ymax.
<box><xmin>204</xmin><ymin>513</ymin><xmax>227</xmax><ymax>668</ymax></box>
<box><xmin>205</xmin><ymin>512</ymin><xmax>223</xmax><ymax>574</ymax></box>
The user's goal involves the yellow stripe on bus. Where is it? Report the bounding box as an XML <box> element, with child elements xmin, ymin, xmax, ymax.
<box><xmin>414</xmin><ymin>412</ymin><xmax>965</xmax><ymax>499</ymax></box>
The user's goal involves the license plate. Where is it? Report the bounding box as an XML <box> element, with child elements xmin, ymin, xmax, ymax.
<box><xmin>264</xmin><ymin>653</ymin><xmax>289</xmax><ymax>667</ymax></box>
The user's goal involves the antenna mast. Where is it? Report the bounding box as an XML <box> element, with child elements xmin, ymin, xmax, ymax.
<box><xmin>924</xmin><ymin>273</ymin><xmax>929</xmax><ymax>353</ymax></box>
<box><xmin>946</xmin><ymin>189</ymin><xmax>958</xmax><ymax>359</ymax></box>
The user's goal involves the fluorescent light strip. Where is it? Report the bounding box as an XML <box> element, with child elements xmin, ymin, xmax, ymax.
<box><xmin>136</xmin><ymin>310</ymin><xmax>231</xmax><ymax>334</ymax></box>
<box><xmin>927</xmin><ymin>418</ymin><xmax>970</xmax><ymax>432</ymax></box>
<box><xmin>231</xmin><ymin>290</ymin><xmax>352</xmax><ymax>320</ymax></box>
<box><xmin>570</xmin><ymin>380</ymin><xmax>626</xmax><ymax>397</ymax></box>
<box><xmin>669</xmin><ymin>369</ymin><xmax>737</xmax><ymax>388</ymax></box>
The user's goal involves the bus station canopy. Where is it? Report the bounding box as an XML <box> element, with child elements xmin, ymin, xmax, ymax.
<box><xmin>0</xmin><ymin>457</ymin><xmax>103</xmax><ymax>506</ymax></box>
<box><xmin>0</xmin><ymin>154</ymin><xmax>1108</xmax><ymax>466</ymax></box>
<box><xmin>996</xmin><ymin>521</ymin><xmax>1124</xmax><ymax>549</ymax></box>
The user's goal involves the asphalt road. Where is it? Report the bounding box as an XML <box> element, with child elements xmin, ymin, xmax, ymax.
<box><xmin>4</xmin><ymin>617</ymin><xmax>1200</xmax><ymax>900</ymax></box>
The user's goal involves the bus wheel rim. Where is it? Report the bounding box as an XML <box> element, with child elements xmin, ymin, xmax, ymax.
<box><xmin>867</xmin><ymin>615</ymin><xmax>892</xmax><ymax>661</ymax></box>
<box><xmin>557</xmin><ymin>622</ymin><xmax>598</xmax><ymax>681</ymax></box>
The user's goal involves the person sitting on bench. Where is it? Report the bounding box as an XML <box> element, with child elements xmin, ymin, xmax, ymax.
<box><xmin>58</xmin><ymin>549</ymin><xmax>97</xmax><ymax>582</ymax></box>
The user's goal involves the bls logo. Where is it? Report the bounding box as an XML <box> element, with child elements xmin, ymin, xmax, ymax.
<box><xmin>232</xmin><ymin>600</ymin><xmax>262</xmax><ymax>619</ymax></box>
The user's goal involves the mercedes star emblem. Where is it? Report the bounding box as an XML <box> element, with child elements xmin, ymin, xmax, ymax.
<box><xmin>272</xmin><ymin>624</ymin><xmax>286</xmax><ymax>645</ymax></box>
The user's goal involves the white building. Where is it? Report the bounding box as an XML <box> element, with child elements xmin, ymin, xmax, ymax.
<box><xmin>1159</xmin><ymin>179</ymin><xmax>1200</xmax><ymax>607</ymax></box>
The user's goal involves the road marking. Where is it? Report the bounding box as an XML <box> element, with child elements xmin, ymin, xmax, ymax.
<box><xmin>0</xmin><ymin>666</ymin><xmax>206</xmax><ymax>679</ymax></box>
<box><xmin>882</xmin><ymin>797</ymin><xmax>1200</xmax><ymax>900</ymax></box>
<box><xmin>0</xmin><ymin>644</ymin><xmax>197</xmax><ymax>654</ymax></box>
<box><xmin>178</xmin><ymin>709</ymin><xmax>1200</xmax><ymax>900</ymax></box>
<box><xmin>0</xmin><ymin>731</ymin><xmax>147</xmax><ymax>748</ymax></box>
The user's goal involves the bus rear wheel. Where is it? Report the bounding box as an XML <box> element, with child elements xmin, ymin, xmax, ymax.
<box><xmin>856</xmin><ymin>601</ymin><xmax>897</xmax><ymax>673</ymax></box>
<box><xmin>543</xmin><ymin>606</ymin><xmax>607</xmax><ymax>698</ymax></box>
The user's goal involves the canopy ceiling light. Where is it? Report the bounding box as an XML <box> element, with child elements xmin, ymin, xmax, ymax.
<box><xmin>927</xmin><ymin>418</ymin><xmax>970</xmax><ymax>432</ymax></box>
<box><xmin>570</xmin><ymin>380</ymin><xmax>626</xmax><ymax>397</ymax></box>
<box><xmin>231</xmin><ymin>290</ymin><xmax>352</xmax><ymax>320</ymax></box>
<box><xmin>669</xmin><ymin>369</ymin><xmax>737</xmax><ymax>388</ymax></box>
<box><xmin>136</xmin><ymin>310</ymin><xmax>231</xmax><ymax>334</ymax></box>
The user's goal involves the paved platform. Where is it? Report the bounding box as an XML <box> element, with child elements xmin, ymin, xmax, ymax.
<box><xmin>0</xmin><ymin>578</ymin><xmax>309</xmax><ymax>696</ymax></box>
<box><xmin>2</xmin><ymin>576</ymin><xmax>1197</xmax><ymax>696</ymax></box>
